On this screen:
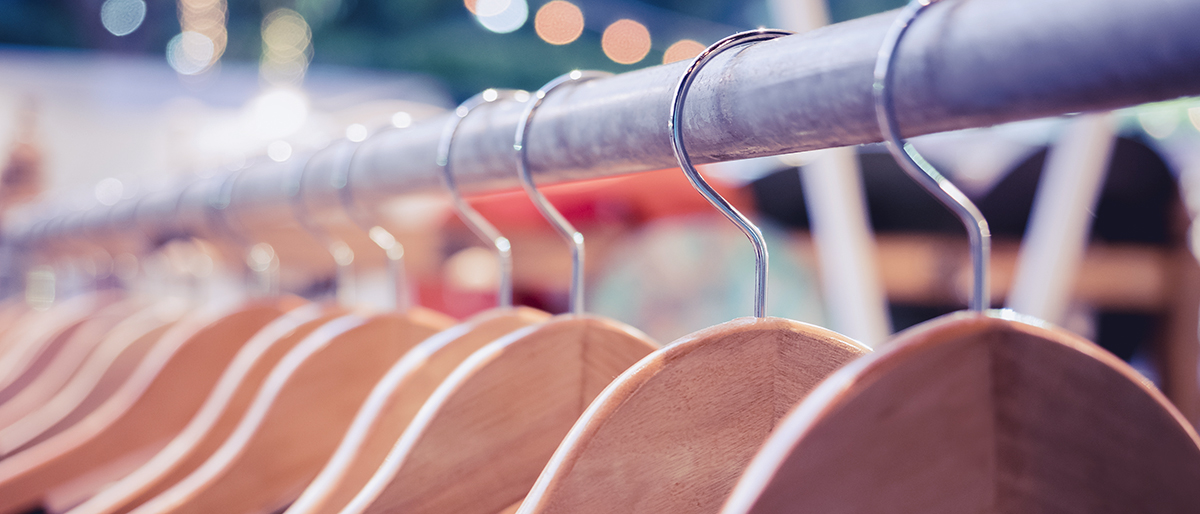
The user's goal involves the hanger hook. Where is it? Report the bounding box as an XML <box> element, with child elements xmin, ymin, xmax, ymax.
<box><xmin>873</xmin><ymin>0</ymin><xmax>990</xmax><ymax>312</ymax></box>
<box><xmin>210</xmin><ymin>169</ymin><xmax>279</xmax><ymax>296</ymax></box>
<box><xmin>515</xmin><ymin>70</ymin><xmax>611</xmax><ymax>315</ymax></box>
<box><xmin>439</xmin><ymin>88</ymin><xmax>518</xmax><ymax>309</ymax></box>
<box><xmin>289</xmin><ymin>154</ymin><xmax>356</xmax><ymax>306</ymax></box>
<box><xmin>670</xmin><ymin>29</ymin><xmax>791</xmax><ymax>319</ymax></box>
<box><xmin>339</xmin><ymin>136</ymin><xmax>412</xmax><ymax>312</ymax></box>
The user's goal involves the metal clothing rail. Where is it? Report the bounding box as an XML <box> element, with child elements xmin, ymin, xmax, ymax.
<box><xmin>8</xmin><ymin>0</ymin><xmax>1200</xmax><ymax>247</ymax></box>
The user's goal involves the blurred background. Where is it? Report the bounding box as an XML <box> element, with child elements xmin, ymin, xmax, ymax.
<box><xmin>2</xmin><ymin>0</ymin><xmax>1200</xmax><ymax>428</ymax></box>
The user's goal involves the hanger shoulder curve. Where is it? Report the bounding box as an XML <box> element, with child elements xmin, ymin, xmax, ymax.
<box><xmin>721</xmin><ymin>312</ymin><xmax>1200</xmax><ymax>514</ymax></box>
<box><xmin>0</xmin><ymin>294</ymin><xmax>114</xmax><ymax>406</ymax></box>
<box><xmin>0</xmin><ymin>300</ymin><xmax>188</xmax><ymax>456</ymax></box>
<box><xmin>285</xmin><ymin>306</ymin><xmax>551</xmax><ymax>514</ymax></box>
<box><xmin>0</xmin><ymin>299</ymin><xmax>153</xmax><ymax>432</ymax></box>
<box><xmin>0</xmin><ymin>300</ymin><xmax>294</xmax><ymax>514</ymax></box>
<box><xmin>341</xmin><ymin>314</ymin><xmax>658</xmax><ymax>514</ymax></box>
<box><xmin>128</xmin><ymin>309</ymin><xmax>454</xmax><ymax>514</ymax></box>
<box><xmin>66</xmin><ymin>303</ymin><xmax>345</xmax><ymax>514</ymax></box>
<box><xmin>515</xmin><ymin>316</ymin><xmax>868</xmax><ymax>514</ymax></box>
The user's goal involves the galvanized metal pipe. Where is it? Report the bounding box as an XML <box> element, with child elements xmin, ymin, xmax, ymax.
<box><xmin>8</xmin><ymin>0</ymin><xmax>1200</xmax><ymax>245</ymax></box>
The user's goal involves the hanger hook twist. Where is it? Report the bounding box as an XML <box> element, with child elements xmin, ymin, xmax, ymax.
<box><xmin>439</xmin><ymin>88</ymin><xmax>519</xmax><ymax>309</ymax></box>
<box><xmin>515</xmin><ymin>70</ymin><xmax>611</xmax><ymax>315</ymax></box>
<box><xmin>873</xmin><ymin>0</ymin><xmax>991</xmax><ymax>311</ymax></box>
<box><xmin>670</xmin><ymin>29</ymin><xmax>791</xmax><ymax>319</ymax></box>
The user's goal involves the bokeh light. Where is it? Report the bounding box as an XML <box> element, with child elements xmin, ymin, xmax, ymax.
<box><xmin>663</xmin><ymin>39</ymin><xmax>705</xmax><ymax>64</ymax></box>
<box><xmin>346</xmin><ymin>123</ymin><xmax>368</xmax><ymax>142</ymax></box>
<box><xmin>392</xmin><ymin>111</ymin><xmax>413</xmax><ymax>128</ymax></box>
<box><xmin>246</xmin><ymin>89</ymin><xmax>308</xmax><ymax>140</ymax></box>
<box><xmin>535</xmin><ymin>1</ymin><xmax>584</xmax><ymax>45</ymax></box>
<box><xmin>100</xmin><ymin>0</ymin><xmax>147</xmax><ymax>36</ymax></box>
<box><xmin>94</xmin><ymin>178</ymin><xmax>124</xmax><ymax>206</ymax></box>
<box><xmin>176</xmin><ymin>0</ymin><xmax>227</xmax><ymax>71</ymax></box>
<box><xmin>267</xmin><ymin>141</ymin><xmax>293</xmax><ymax>162</ymax></box>
<box><xmin>602</xmin><ymin>19</ymin><xmax>651</xmax><ymax>65</ymax></box>
<box><xmin>166</xmin><ymin>31</ymin><xmax>216</xmax><ymax>75</ymax></box>
<box><xmin>1138</xmin><ymin>110</ymin><xmax>1178</xmax><ymax>139</ymax></box>
<box><xmin>474</xmin><ymin>0</ymin><xmax>528</xmax><ymax>34</ymax></box>
<box><xmin>261</xmin><ymin>8</ymin><xmax>312</xmax><ymax>85</ymax></box>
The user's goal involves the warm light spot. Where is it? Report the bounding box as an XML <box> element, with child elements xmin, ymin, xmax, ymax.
<box><xmin>166</xmin><ymin>31</ymin><xmax>216</xmax><ymax>75</ymax></box>
<box><xmin>663</xmin><ymin>39</ymin><xmax>705</xmax><ymax>64</ymax></box>
<box><xmin>474</xmin><ymin>0</ymin><xmax>527</xmax><ymax>33</ymax></box>
<box><xmin>446</xmin><ymin>247</ymin><xmax>500</xmax><ymax>291</ymax></box>
<box><xmin>1189</xmin><ymin>107</ymin><xmax>1200</xmax><ymax>132</ymax></box>
<box><xmin>261</xmin><ymin>8</ymin><xmax>312</xmax><ymax>85</ymax></box>
<box><xmin>101</xmin><ymin>0</ymin><xmax>146</xmax><ymax>36</ymax></box>
<box><xmin>346</xmin><ymin>123</ymin><xmax>368</xmax><ymax>142</ymax></box>
<box><xmin>267</xmin><ymin>140</ymin><xmax>293</xmax><ymax>162</ymax></box>
<box><xmin>535</xmin><ymin>1</ymin><xmax>583</xmax><ymax>45</ymax></box>
<box><xmin>602</xmin><ymin>19</ymin><xmax>651</xmax><ymax>65</ymax></box>
<box><xmin>464</xmin><ymin>0</ymin><xmax>478</xmax><ymax>14</ymax></box>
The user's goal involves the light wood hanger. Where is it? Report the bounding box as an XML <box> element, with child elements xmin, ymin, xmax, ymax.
<box><xmin>65</xmin><ymin>148</ymin><xmax>364</xmax><ymax>514</ymax></box>
<box><xmin>122</xmin><ymin>158</ymin><xmax>457</xmax><ymax>514</ymax></box>
<box><xmin>336</xmin><ymin>74</ymin><xmax>658</xmax><ymax>514</ymax></box>
<box><xmin>123</xmin><ymin>309</ymin><xmax>454</xmax><ymax>514</ymax></box>
<box><xmin>513</xmin><ymin>38</ymin><xmax>869</xmax><ymax>514</ymax></box>
<box><xmin>64</xmin><ymin>303</ymin><xmax>345</xmax><ymax>514</ymax></box>
<box><xmin>0</xmin><ymin>298</ymin><xmax>301</xmax><ymax>514</ymax></box>
<box><xmin>0</xmin><ymin>298</ymin><xmax>148</xmax><ymax>432</ymax></box>
<box><xmin>283</xmin><ymin>91</ymin><xmax>554</xmax><ymax>514</ymax></box>
<box><xmin>720</xmin><ymin>6</ymin><xmax>1200</xmax><ymax>510</ymax></box>
<box><xmin>721</xmin><ymin>312</ymin><xmax>1200</xmax><ymax>514</ymax></box>
<box><xmin>0</xmin><ymin>292</ymin><xmax>116</xmax><ymax>405</ymax></box>
<box><xmin>0</xmin><ymin>297</ymin><xmax>188</xmax><ymax>456</ymax></box>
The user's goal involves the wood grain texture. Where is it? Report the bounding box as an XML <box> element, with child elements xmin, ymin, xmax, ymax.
<box><xmin>128</xmin><ymin>307</ymin><xmax>455</xmax><ymax>514</ymax></box>
<box><xmin>340</xmin><ymin>315</ymin><xmax>658</xmax><ymax>514</ymax></box>
<box><xmin>0</xmin><ymin>300</ymin><xmax>188</xmax><ymax>455</ymax></box>
<box><xmin>0</xmin><ymin>300</ymin><xmax>154</xmax><ymax>432</ymax></box>
<box><xmin>66</xmin><ymin>303</ymin><xmax>346</xmax><ymax>514</ymax></box>
<box><xmin>284</xmin><ymin>306</ymin><xmax>551</xmax><ymax>514</ymax></box>
<box><xmin>722</xmin><ymin>311</ymin><xmax>1200</xmax><ymax>514</ymax></box>
<box><xmin>0</xmin><ymin>300</ymin><xmax>295</xmax><ymax>514</ymax></box>
<box><xmin>515</xmin><ymin>316</ymin><xmax>869</xmax><ymax>514</ymax></box>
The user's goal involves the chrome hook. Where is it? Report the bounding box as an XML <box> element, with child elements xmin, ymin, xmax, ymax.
<box><xmin>515</xmin><ymin>70</ymin><xmax>612</xmax><ymax>315</ymax></box>
<box><xmin>209</xmin><ymin>169</ymin><xmax>279</xmax><ymax>296</ymax></box>
<box><xmin>438</xmin><ymin>88</ymin><xmax>518</xmax><ymax>308</ymax></box>
<box><xmin>873</xmin><ymin>0</ymin><xmax>990</xmax><ymax>311</ymax></box>
<box><xmin>289</xmin><ymin>152</ymin><xmax>356</xmax><ymax>306</ymax></box>
<box><xmin>670</xmin><ymin>29</ymin><xmax>792</xmax><ymax>319</ymax></box>
<box><xmin>338</xmin><ymin>135</ymin><xmax>411</xmax><ymax>312</ymax></box>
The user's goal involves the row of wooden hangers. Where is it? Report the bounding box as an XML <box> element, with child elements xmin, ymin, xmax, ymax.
<box><xmin>0</xmin><ymin>2</ymin><xmax>1197</xmax><ymax>512</ymax></box>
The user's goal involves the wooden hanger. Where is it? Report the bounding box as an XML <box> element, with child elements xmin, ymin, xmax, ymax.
<box><xmin>122</xmin><ymin>307</ymin><xmax>454</xmax><ymax>514</ymax></box>
<box><xmin>283</xmin><ymin>92</ymin><xmax>554</xmax><ymax>514</ymax></box>
<box><xmin>336</xmin><ymin>74</ymin><xmax>658</xmax><ymax>514</ymax></box>
<box><xmin>720</xmin><ymin>312</ymin><xmax>1200</xmax><ymax>513</ymax></box>
<box><xmin>0</xmin><ymin>297</ymin><xmax>149</xmax><ymax>432</ymax></box>
<box><xmin>513</xmin><ymin>39</ymin><xmax>869</xmax><ymax>514</ymax></box>
<box><xmin>63</xmin><ymin>302</ymin><xmax>345</xmax><ymax>514</ymax></box>
<box><xmin>64</xmin><ymin>151</ymin><xmax>364</xmax><ymax>514</ymax></box>
<box><xmin>0</xmin><ymin>297</ymin><xmax>301</xmax><ymax>514</ymax></box>
<box><xmin>0</xmin><ymin>292</ymin><xmax>116</xmax><ymax>405</ymax></box>
<box><xmin>721</xmin><ymin>8</ymin><xmax>1200</xmax><ymax>510</ymax></box>
<box><xmin>121</xmin><ymin>157</ymin><xmax>458</xmax><ymax>514</ymax></box>
<box><xmin>0</xmin><ymin>297</ymin><xmax>189</xmax><ymax>456</ymax></box>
